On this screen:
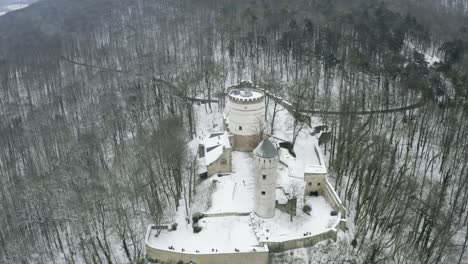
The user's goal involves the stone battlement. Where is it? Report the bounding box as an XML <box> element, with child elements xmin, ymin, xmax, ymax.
<box><xmin>227</xmin><ymin>89</ymin><xmax>265</xmax><ymax>104</ymax></box>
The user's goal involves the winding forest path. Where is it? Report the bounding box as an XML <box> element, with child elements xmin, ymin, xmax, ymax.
<box><xmin>299</xmin><ymin>99</ymin><xmax>425</xmax><ymax>115</ymax></box>
<box><xmin>59</xmin><ymin>56</ymin><xmax>218</xmax><ymax>104</ymax></box>
<box><xmin>263</xmin><ymin>90</ymin><xmax>426</xmax><ymax>116</ymax></box>
<box><xmin>58</xmin><ymin>57</ymin><xmax>426</xmax><ymax>115</ymax></box>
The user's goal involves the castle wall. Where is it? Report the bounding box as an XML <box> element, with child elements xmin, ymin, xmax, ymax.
<box><xmin>262</xmin><ymin>229</ymin><xmax>337</xmax><ymax>253</ymax></box>
<box><xmin>146</xmin><ymin>245</ymin><xmax>269</xmax><ymax>264</ymax></box>
<box><xmin>275</xmin><ymin>198</ymin><xmax>297</xmax><ymax>217</ymax></box>
<box><xmin>322</xmin><ymin>180</ymin><xmax>347</xmax><ymax>220</ymax></box>
<box><xmin>304</xmin><ymin>173</ymin><xmax>326</xmax><ymax>194</ymax></box>
<box><xmin>226</xmin><ymin>96</ymin><xmax>265</xmax><ymax>137</ymax></box>
<box><xmin>231</xmin><ymin>134</ymin><xmax>261</xmax><ymax>152</ymax></box>
<box><xmin>203</xmin><ymin>212</ymin><xmax>251</xmax><ymax>217</ymax></box>
<box><xmin>207</xmin><ymin>147</ymin><xmax>232</xmax><ymax>176</ymax></box>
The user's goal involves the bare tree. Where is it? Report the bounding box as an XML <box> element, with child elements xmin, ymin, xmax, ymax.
<box><xmin>285</xmin><ymin>181</ymin><xmax>303</xmax><ymax>222</ymax></box>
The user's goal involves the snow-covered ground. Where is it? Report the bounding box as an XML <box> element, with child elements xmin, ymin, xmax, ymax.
<box><xmin>0</xmin><ymin>3</ymin><xmax>28</xmax><ymax>16</ymax></box>
<box><xmin>407</xmin><ymin>41</ymin><xmax>441</xmax><ymax>66</ymax></box>
<box><xmin>147</xmin><ymin>215</ymin><xmax>266</xmax><ymax>253</ymax></box>
<box><xmin>194</xmin><ymin>103</ymin><xmax>223</xmax><ymax>134</ymax></box>
<box><xmin>206</xmin><ymin>152</ymin><xmax>256</xmax><ymax>214</ymax></box>
<box><xmin>253</xmin><ymin>196</ymin><xmax>339</xmax><ymax>242</ymax></box>
<box><xmin>271</xmin><ymin>104</ymin><xmax>324</xmax><ymax>178</ymax></box>
<box><xmin>276</xmin><ymin>150</ymin><xmax>304</xmax><ymax>189</ymax></box>
<box><xmin>204</xmin><ymin>149</ymin><xmax>338</xmax><ymax>243</ymax></box>
<box><xmin>147</xmin><ymin>147</ymin><xmax>338</xmax><ymax>254</ymax></box>
<box><xmin>270</xmin><ymin>231</ymin><xmax>354</xmax><ymax>263</ymax></box>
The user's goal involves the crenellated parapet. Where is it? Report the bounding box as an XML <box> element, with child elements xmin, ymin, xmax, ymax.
<box><xmin>225</xmin><ymin>82</ymin><xmax>266</xmax><ymax>151</ymax></box>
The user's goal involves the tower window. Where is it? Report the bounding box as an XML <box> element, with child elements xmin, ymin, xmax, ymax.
<box><xmin>239</xmin><ymin>126</ymin><xmax>242</xmax><ymax>131</ymax></box>
<box><xmin>269</xmin><ymin>160</ymin><xmax>271</xmax><ymax>163</ymax></box>
<box><xmin>261</xmin><ymin>191</ymin><xmax>266</xmax><ymax>195</ymax></box>
<box><xmin>309</xmin><ymin>182</ymin><xmax>312</xmax><ymax>186</ymax></box>
<box><xmin>262</xmin><ymin>175</ymin><xmax>267</xmax><ymax>180</ymax></box>
<box><xmin>317</xmin><ymin>183</ymin><xmax>321</xmax><ymax>186</ymax></box>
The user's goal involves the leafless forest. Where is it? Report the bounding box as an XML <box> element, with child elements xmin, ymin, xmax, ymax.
<box><xmin>0</xmin><ymin>0</ymin><xmax>467</xmax><ymax>263</ymax></box>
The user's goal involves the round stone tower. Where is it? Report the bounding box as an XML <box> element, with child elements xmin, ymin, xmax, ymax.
<box><xmin>253</xmin><ymin>138</ymin><xmax>279</xmax><ymax>218</ymax></box>
<box><xmin>225</xmin><ymin>82</ymin><xmax>265</xmax><ymax>151</ymax></box>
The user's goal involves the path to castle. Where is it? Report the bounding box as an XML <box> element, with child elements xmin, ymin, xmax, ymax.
<box><xmin>263</xmin><ymin>90</ymin><xmax>426</xmax><ymax>116</ymax></box>
<box><xmin>58</xmin><ymin>58</ymin><xmax>425</xmax><ymax>115</ymax></box>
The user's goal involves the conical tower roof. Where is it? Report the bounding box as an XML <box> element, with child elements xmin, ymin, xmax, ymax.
<box><xmin>253</xmin><ymin>138</ymin><xmax>278</xmax><ymax>159</ymax></box>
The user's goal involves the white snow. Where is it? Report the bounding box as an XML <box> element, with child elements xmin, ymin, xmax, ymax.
<box><xmin>305</xmin><ymin>164</ymin><xmax>327</xmax><ymax>174</ymax></box>
<box><xmin>253</xmin><ymin>196</ymin><xmax>340</xmax><ymax>242</ymax></box>
<box><xmin>5</xmin><ymin>4</ymin><xmax>28</xmax><ymax>10</ymax></box>
<box><xmin>407</xmin><ymin>41</ymin><xmax>441</xmax><ymax>66</ymax></box>
<box><xmin>194</xmin><ymin>104</ymin><xmax>223</xmax><ymax>135</ymax></box>
<box><xmin>228</xmin><ymin>90</ymin><xmax>263</xmax><ymax>100</ymax></box>
<box><xmin>425</xmin><ymin>52</ymin><xmax>440</xmax><ymax>65</ymax></box>
<box><xmin>204</xmin><ymin>151</ymin><xmax>337</xmax><ymax>243</ymax></box>
<box><xmin>276</xmin><ymin>188</ymin><xmax>289</xmax><ymax>204</ymax></box>
<box><xmin>197</xmin><ymin>158</ymin><xmax>208</xmax><ymax>174</ymax></box>
<box><xmin>148</xmin><ymin>94</ymin><xmax>343</xmax><ymax>255</ymax></box>
<box><xmin>192</xmin><ymin>104</ymin><xmax>230</xmax><ymax>169</ymax></box>
<box><xmin>147</xmin><ymin>215</ymin><xmax>266</xmax><ymax>253</ymax></box>
<box><xmin>205</xmin><ymin>145</ymin><xmax>223</xmax><ymax>165</ymax></box>
<box><xmin>206</xmin><ymin>152</ymin><xmax>256</xmax><ymax>214</ymax></box>
<box><xmin>272</xmin><ymin>104</ymin><xmax>327</xmax><ymax>179</ymax></box>
<box><xmin>200</xmin><ymin>131</ymin><xmax>231</xmax><ymax>166</ymax></box>
<box><xmin>0</xmin><ymin>4</ymin><xmax>28</xmax><ymax>16</ymax></box>
<box><xmin>201</xmin><ymin>132</ymin><xmax>230</xmax><ymax>149</ymax></box>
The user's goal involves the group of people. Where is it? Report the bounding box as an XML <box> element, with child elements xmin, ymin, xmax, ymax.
<box><xmin>167</xmin><ymin>246</ymin><xmax>261</xmax><ymax>253</ymax></box>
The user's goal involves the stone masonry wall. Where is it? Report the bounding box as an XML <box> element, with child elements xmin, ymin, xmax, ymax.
<box><xmin>207</xmin><ymin>148</ymin><xmax>232</xmax><ymax>177</ymax></box>
<box><xmin>322</xmin><ymin>179</ymin><xmax>347</xmax><ymax>220</ymax></box>
<box><xmin>262</xmin><ymin>229</ymin><xmax>338</xmax><ymax>253</ymax></box>
<box><xmin>231</xmin><ymin>134</ymin><xmax>261</xmax><ymax>152</ymax></box>
<box><xmin>146</xmin><ymin>245</ymin><xmax>269</xmax><ymax>264</ymax></box>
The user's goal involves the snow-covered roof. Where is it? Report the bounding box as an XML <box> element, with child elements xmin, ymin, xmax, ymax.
<box><xmin>226</xmin><ymin>81</ymin><xmax>265</xmax><ymax>103</ymax></box>
<box><xmin>253</xmin><ymin>138</ymin><xmax>278</xmax><ymax>159</ymax></box>
<box><xmin>304</xmin><ymin>145</ymin><xmax>327</xmax><ymax>174</ymax></box>
<box><xmin>205</xmin><ymin>145</ymin><xmax>224</xmax><ymax>165</ymax></box>
<box><xmin>201</xmin><ymin>131</ymin><xmax>231</xmax><ymax>166</ymax></box>
<box><xmin>304</xmin><ymin>165</ymin><xmax>327</xmax><ymax>174</ymax></box>
<box><xmin>228</xmin><ymin>90</ymin><xmax>263</xmax><ymax>100</ymax></box>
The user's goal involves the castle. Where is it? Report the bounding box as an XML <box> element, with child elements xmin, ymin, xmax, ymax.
<box><xmin>145</xmin><ymin>82</ymin><xmax>347</xmax><ymax>264</ymax></box>
<box><xmin>224</xmin><ymin>84</ymin><xmax>265</xmax><ymax>151</ymax></box>
<box><xmin>224</xmin><ymin>83</ymin><xmax>281</xmax><ymax>218</ymax></box>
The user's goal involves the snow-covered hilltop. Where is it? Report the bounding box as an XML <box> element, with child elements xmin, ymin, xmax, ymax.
<box><xmin>145</xmin><ymin>83</ymin><xmax>347</xmax><ymax>264</ymax></box>
<box><xmin>0</xmin><ymin>0</ymin><xmax>33</xmax><ymax>16</ymax></box>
